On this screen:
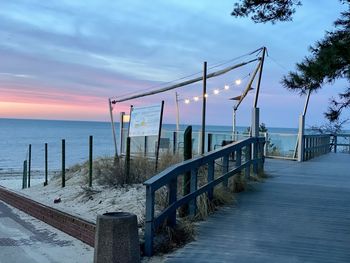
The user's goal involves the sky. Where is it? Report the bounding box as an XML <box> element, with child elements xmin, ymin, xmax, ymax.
<box><xmin>0</xmin><ymin>0</ymin><xmax>348</xmax><ymax>128</ymax></box>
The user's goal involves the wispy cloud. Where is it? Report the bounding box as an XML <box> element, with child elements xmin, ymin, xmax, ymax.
<box><xmin>0</xmin><ymin>72</ymin><xmax>35</xmax><ymax>79</ymax></box>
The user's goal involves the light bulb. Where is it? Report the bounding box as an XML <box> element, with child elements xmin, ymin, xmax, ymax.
<box><xmin>213</xmin><ymin>89</ymin><xmax>219</xmax><ymax>95</ymax></box>
<box><xmin>184</xmin><ymin>99</ymin><xmax>190</xmax><ymax>104</ymax></box>
<box><xmin>193</xmin><ymin>96</ymin><xmax>199</xmax><ymax>101</ymax></box>
<box><xmin>235</xmin><ymin>79</ymin><xmax>242</xmax><ymax>85</ymax></box>
<box><xmin>204</xmin><ymin>93</ymin><xmax>208</xmax><ymax>98</ymax></box>
<box><xmin>224</xmin><ymin>85</ymin><xmax>229</xmax><ymax>90</ymax></box>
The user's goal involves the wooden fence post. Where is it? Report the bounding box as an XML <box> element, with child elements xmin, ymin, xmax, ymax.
<box><xmin>62</xmin><ymin>139</ymin><xmax>65</xmax><ymax>187</ymax></box>
<box><xmin>89</xmin><ymin>136</ymin><xmax>93</xmax><ymax>187</ymax></box>
<box><xmin>28</xmin><ymin>144</ymin><xmax>31</xmax><ymax>188</ymax></box>
<box><xmin>173</xmin><ymin>131</ymin><xmax>177</xmax><ymax>155</ymax></box>
<box><xmin>125</xmin><ymin>137</ymin><xmax>131</xmax><ymax>181</ymax></box>
<box><xmin>44</xmin><ymin>143</ymin><xmax>48</xmax><ymax>186</ymax></box>
<box><xmin>22</xmin><ymin>160</ymin><xmax>27</xmax><ymax>189</ymax></box>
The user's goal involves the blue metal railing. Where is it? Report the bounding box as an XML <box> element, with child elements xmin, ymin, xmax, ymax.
<box><xmin>302</xmin><ymin>133</ymin><xmax>350</xmax><ymax>161</ymax></box>
<box><xmin>303</xmin><ymin>134</ymin><xmax>331</xmax><ymax>161</ymax></box>
<box><xmin>332</xmin><ymin>134</ymin><xmax>350</xmax><ymax>153</ymax></box>
<box><xmin>143</xmin><ymin>137</ymin><xmax>265</xmax><ymax>256</ymax></box>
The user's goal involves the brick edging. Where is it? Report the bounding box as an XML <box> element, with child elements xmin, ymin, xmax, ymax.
<box><xmin>0</xmin><ymin>186</ymin><xmax>95</xmax><ymax>246</ymax></box>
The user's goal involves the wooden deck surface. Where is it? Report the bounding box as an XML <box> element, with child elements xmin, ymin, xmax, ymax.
<box><xmin>166</xmin><ymin>153</ymin><xmax>350</xmax><ymax>263</ymax></box>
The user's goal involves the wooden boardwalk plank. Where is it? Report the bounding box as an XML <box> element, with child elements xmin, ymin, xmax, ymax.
<box><xmin>166</xmin><ymin>153</ymin><xmax>350</xmax><ymax>263</ymax></box>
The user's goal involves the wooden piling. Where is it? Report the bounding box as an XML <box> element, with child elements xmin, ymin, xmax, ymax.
<box><xmin>44</xmin><ymin>143</ymin><xmax>48</xmax><ymax>186</ymax></box>
<box><xmin>62</xmin><ymin>139</ymin><xmax>65</xmax><ymax>187</ymax></box>
<box><xmin>89</xmin><ymin>136</ymin><xmax>93</xmax><ymax>187</ymax></box>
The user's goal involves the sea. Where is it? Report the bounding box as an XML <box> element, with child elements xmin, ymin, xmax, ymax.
<box><xmin>0</xmin><ymin>118</ymin><xmax>299</xmax><ymax>175</ymax></box>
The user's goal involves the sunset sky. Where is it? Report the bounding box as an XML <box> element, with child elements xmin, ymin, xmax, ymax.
<box><xmin>0</xmin><ymin>0</ymin><xmax>348</xmax><ymax>128</ymax></box>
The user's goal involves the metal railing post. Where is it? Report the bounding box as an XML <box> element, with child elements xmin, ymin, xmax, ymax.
<box><xmin>144</xmin><ymin>186</ymin><xmax>154</xmax><ymax>256</ymax></box>
<box><xmin>222</xmin><ymin>155</ymin><xmax>229</xmax><ymax>187</ymax></box>
<box><xmin>207</xmin><ymin>160</ymin><xmax>215</xmax><ymax>201</ymax></box>
<box><xmin>244</xmin><ymin>145</ymin><xmax>251</xmax><ymax>179</ymax></box>
<box><xmin>181</xmin><ymin>126</ymin><xmax>192</xmax><ymax>216</ymax></box>
<box><xmin>173</xmin><ymin>131</ymin><xmax>177</xmax><ymax>155</ymax></box>
<box><xmin>189</xmin><ymin>168</ymin><xmax>198</xmax><ymax>217</ymax></box>
<box><xmin>167</xmin><ymin>178</ymin><xmax>177</xmax><ymax>227</ymax></box>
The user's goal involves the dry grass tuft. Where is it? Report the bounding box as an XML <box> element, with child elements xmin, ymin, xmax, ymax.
<box><xmin>195</xmin><ymin>193</ymin><xmax>215</xmax><ymax>220</ymax></box>
<box><xmin>157</xmin><ymin>152</ymin><xmax>182</xmax><ymax>172</ymax></box>
<box><xmin>79</xmin><ymin>186</ymin><xmax>102</xmax><ymax>201</ymax></box>
<box><xmin>154</xmin><ymin>219</ymin><xmax>195</xmax><ymax>253</ymax></box>
<box><xmin>213</xmin><ymin>186</ymin><xmax>236</xmax><ymax>205</ymax></box>
<box><xmin>89</xmin><ymin>152</ymin><xmax>182</xmax><ymax>187</ymax></box>
<box><xmin>232</xmin><ymin>174</ymin><xmax>247</xmax><ymax>193</ymax></box>
<box><xmin>154</xmin><ymin>186</ymin><xmax>169</xmax><ymax>211</ymax></box>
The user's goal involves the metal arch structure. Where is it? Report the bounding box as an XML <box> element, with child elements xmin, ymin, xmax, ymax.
<box><xmin>108</xmin><ymin>48</ymin><xmax>265</xmax><ymax>157</ymax></box>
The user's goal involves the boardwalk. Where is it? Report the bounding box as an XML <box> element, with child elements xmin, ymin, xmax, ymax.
<box><xmin>166</xmin><ymin>153</ymin><xmax>350</xmax><ymax>263</ymax></box>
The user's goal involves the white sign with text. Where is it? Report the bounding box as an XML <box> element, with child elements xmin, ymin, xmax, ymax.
<box><xmin>128</xmin><ymin>103</ymin><xmax>162</xmax><ymax>137</ymax></box>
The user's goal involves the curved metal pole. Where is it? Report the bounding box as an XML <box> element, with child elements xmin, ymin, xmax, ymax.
<box><xmin>254</xmin><ymin>46</ymin><xmax>266</xmax><ymax>108</ymax></box>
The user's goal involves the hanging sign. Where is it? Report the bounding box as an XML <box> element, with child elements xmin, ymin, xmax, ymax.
<box><xmin>128</xmin><ymin>103</ymin><xmax>163</xmax><ymax>137</ymax></box>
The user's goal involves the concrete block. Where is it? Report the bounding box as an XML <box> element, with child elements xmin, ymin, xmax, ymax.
<box><xmin>94</xmin><ymin>212</ymin><xmax>140</xmax><ymax>263</ymax></box>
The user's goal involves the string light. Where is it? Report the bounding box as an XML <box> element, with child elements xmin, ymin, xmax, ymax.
<box><xmin>181</xmin><ymin>77</ymin><xmax>244</xmax><ymax>104</ymax></box>
<box><xmin>235</xmin><ymin>79</ymin><xmax>242</xmax><ymax>85</ymax></box>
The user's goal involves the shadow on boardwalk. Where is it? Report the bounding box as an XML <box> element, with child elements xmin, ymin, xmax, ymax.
<box><xmin>166</xmin><ymin>153</ymin><xmax>350</xmax><ymax>263</ymax></box>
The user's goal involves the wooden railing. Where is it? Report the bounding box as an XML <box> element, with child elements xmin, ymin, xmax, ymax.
<box><xmin>143</xmin><ymin>137</ymin><xmax>265</xmax><ymax>256</ymax></box>
<box><xmin>332</xmin><ymin>134</ymin><xmax>350</xmax><ymax>153</ymax></box>
<box><xmin>303</xmin><ymin>134</ymin><xmax>331</xmax><ymax>161</ymax></box>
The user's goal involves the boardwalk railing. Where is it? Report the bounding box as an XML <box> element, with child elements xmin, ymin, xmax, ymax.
<box><xmin>302</xmin><ymin>133</ymin><xmax>350</xmax><ymax>161</ymax></box>
<box><xmin>143</xmin><ymin>137</ymin><xmax>265</xmax><ymax>256</ymax></box>
<box><xmin>332</xmin><ymin>134</ymin><xmax>350</xmax><ymax>153</ymax></box>
<box><xmin>303</xmin><ymin>134</ymin><xmax>331</xmax><ymax>161</ymax></box>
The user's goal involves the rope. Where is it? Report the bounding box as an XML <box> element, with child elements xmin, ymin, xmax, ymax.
<box><xmin>109</xmin><ymin>47</ymin><xmax>263</xmax><ymax>101</ymax></box>
<box><xmin>267</xmin><ymin>54</ymin><xmax>289</xmax><ymax>71</ymax></box>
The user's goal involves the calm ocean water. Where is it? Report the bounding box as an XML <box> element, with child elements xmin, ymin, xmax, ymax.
<box><xmin>0</xmin><ymin>118</ymin><xmax>298</xmax><ymax>173</ymax></box>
